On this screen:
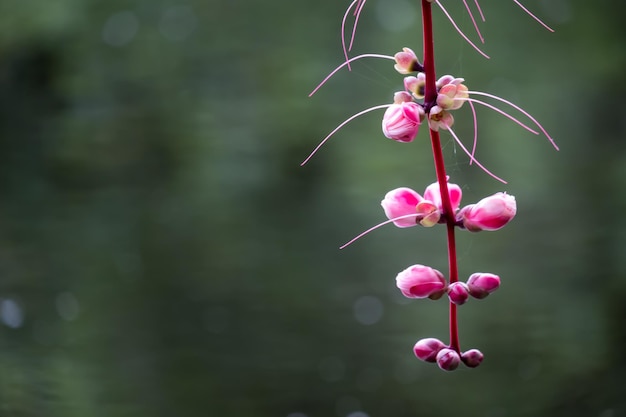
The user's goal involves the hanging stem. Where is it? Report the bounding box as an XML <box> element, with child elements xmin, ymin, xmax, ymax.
<box><xmin>421</xmin><ymin>0</ymin><xmax>460</xmax><ymax>353</ymax></box>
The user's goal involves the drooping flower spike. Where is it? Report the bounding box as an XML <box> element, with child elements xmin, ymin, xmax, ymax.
<box><xmin>309</xmin><ymin>0</ymin><xmax>557</xmax><ymax>373</ymax></box>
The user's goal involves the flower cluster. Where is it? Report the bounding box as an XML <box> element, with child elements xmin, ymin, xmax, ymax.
<box><xmin>382</xmin><ymin>180</ymin><xmax>513</xmax><ymax>370</ymax></box>
<box><xmin>382</xmin><ymin>48</ymin><xmax>470</xmax><ymax>142</ymax></box>
<box><xmin>307</xmin><ymin>0</ymin><xmax>556</xmax><ymax>372</ymax></box>
<box><xmin>381</xmin><ymin>182</ymin><xmax>516</xmax><ymax>232</ymax></box>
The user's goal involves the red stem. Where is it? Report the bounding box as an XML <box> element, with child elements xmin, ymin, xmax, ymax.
<box><xmin>421</xmin><ymin>0</ymin><xmax>460</xmax><ymax>353</ymax></box>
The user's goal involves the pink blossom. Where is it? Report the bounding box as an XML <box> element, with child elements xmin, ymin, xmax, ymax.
<box><xmin>396</xmin><ymin>264</ymin><xmax>447</xmax><ymax>299</ymax></box>
<box><xmin>457</xmin><ymin>192</ymin><xmax>516</xmax><ymax>232</ymax></box>
<box><xmin>381</xmin><ymin>187</ymin><xmax>423</xmax><ymax>228</ymax></box>
<box><xmin>393</xmin><ymin>47</ymin><xmax>421</xmax><ymax>74</ymax></box>
<box><xmin>423</xmin><ymin>181</ymin><xmax>462</xmax><ymax>213</ymax></box>
<box><xmin>382</xmin><ymin>101</ymin><xmax>424</xmax><ymax>143</ymax></box>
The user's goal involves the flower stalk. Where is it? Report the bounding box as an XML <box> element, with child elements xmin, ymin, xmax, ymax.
<box><xmin>307</xmin><ymin>0</ymin><xmax>557</xmax><ymax>371</ymax></box>
<box><xmin>422</xmin><ymin>0</ymin><xmax>460</xmax><ymax>353</ymax></box>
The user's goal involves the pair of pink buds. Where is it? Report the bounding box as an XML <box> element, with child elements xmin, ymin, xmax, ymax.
<box><xmin>381</xmin><ymin>182</ymin><xmax>516</xmax><ymax>232</ymax></box>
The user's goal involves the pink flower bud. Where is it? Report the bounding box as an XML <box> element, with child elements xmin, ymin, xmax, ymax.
<box><xmin>381</xmin><ymin>187</ymin><xmax>423</xmax><ymax>228</ymax></box>
<box><xmin>466</xmin><ymin>272</ymin><xmax>501</xmax><ymax>299</ymax></box>
<box><xmin>447</xmin><ymin>282</ymin><xmax>470</xmax><ymax>305</ymax></box>
<box><xmin>461</xmin><ymin>349</ymin><xmax>484</xmax><ymax>368</ymax></box>
<box><xmin>393</xmin><ymin>47</ymin><xmax>421</xmax><ymax>74</ymax></box>
<box><xmin>423</xmin><ymin>181</ymin><xmax>463</xmax><ymax>213</ymax></box>
<box><xmin>427</xmin><ymin>106</ymin><xmax>454</xmax><ymax>131</ymax></box>
<box><xmin>415</xmin><ymin>200</ymin><xmax>440</xmax><ymax>227</ymax></box>
<box><xmin>396</xmin><ymin>264</ymin><xmax>446</xmax><ymax>299</ymax></box>
<box><xmin>404</xmin><ymin>74</ymin><xmax>425</xmax><ymax>99</ymax></box>
<box><xmin>413</xmin><ymin>338</ymin><xmax>446</xmax><ymax>363</ymax></box>
<box><xmin>436</xmin><ymin>75</ymin><xmax>465</xmax><ymax>89</ymax></box>
<box><xmin>457</xmin><ymin>192</ymin><xmax>516</xmax><ymax>232</ymax></box>
<box><xmin>382</xmin><ymin>101</ymin><xmax>424</xmax><ymax>143</ymax></box>
<box><xmin>436</xmin><ymin>348</ymin><xmax>460</xmax><ymax>371</ymax></box>
<box><xmin>393</xmin><ymin>91</ymin><xmax>413</xmax><ymax>104</ymax></box>
<box><xmin>436</xmin><ymin>83</ymin><xmax>469</xmax><ymax>110</ymax></box>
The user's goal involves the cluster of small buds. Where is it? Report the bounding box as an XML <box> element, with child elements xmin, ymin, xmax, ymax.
<box><xmin>413</xmin><ymin>338</ymin><xmax>484</xmax><ymax>371</ymax></box>
<box><xmin>396</xmin><ymin>267</ymin><xmax>501</xmax><ymax>304</ymax></box>
<box><xmin>382</xmin><ymin>179</ymin><xmax>511</xmax><ymax>370</ymax></box>
<box><xmin>398</xmin><ymin>266</ymin><xmax>499</xmax><ymax>370</ymax></box>
<box><xmin>381</xmin><ymin>48</ymin><xmax>470</xmax><ymax>142</ymax></box>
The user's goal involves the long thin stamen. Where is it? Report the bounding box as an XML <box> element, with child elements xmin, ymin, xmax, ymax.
<box><xmin>467</xmin><ymin>90</ymin><xmax>558</xmax><ymax>149</ymax></box>
<box><xmin>474</xmin><ymin>0</ymin><xmax>485</xmax><ymax>22</ymax></box>
<box><xmin>340</xmin><ymin>213</ymin><xmax>420</xmax><ymax>249</ymax></box>
<box><xmin>309</xmin><ymin>54</ymin><xmax>395</xmax><ymax>97</ymax></box>
<box><xmin>446</xmin><ymin>125</ymin><xmax>507</xmax><ymax>184</ymax></box>
<box><xmin>463</xmin><ymin>97</ymin><xmax>539</xmax><ymax>135</ymax></box>
<box><xmin>341</xmin><ymin>0</ymin><xmax>360</xmax><ymax>71</ymax></box>
<box><xmin>435</xmin><ymin>0</ymin><xmax>490</xmax><ymax>59</ymax></box>
<box><xmin>349</xmin><ymin>0</ymin><xmax>367</xmax><ymax>51</ymax></box>
<box><xmin>301</xmin><ymin>104</ymin><xmax>391</xmax><ymax>166</ymax></box>
<box><xmin>462</xmin><ymin>0</ymin><xmax>484</xmax><ymax>43</ymax></box>
<box><xmin>513</xmin><ymin>0</ymin><xmax>554</xmax><ymax>32</ymax></box>
<box><xmin>468</xmin><ymin>100</ymin><xmax>478</xmax><ymax>165</ymax></box>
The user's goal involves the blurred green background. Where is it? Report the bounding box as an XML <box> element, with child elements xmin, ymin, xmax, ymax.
<box><xmin>1</xmin><ymin>0</ymin><xmax>625</xmax><ymax>416</ymax></box>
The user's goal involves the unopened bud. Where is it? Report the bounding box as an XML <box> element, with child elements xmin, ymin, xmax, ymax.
<box><xmin>466</xmin><ymin>273</ymin><xmax>500</xmax><ymax>299</ymax></box>
<box><xmin>381</xmin><ymin>187</ymin><xmax>422</xmax><ymax>228</ymax></box>
<box><xmin>423</xmin><ymin>180</ymin><xmax>463</xmax><ymax>213</ymax></box>
<box><xmin>393</xmin><ymin>47</ymin><xmax>422</xmax><ymax>74</ymax></box>
<box><xmin>461</xmin><ymin>349</ymin><xmax>484</xmax><ymax>368</ymax></box>
<box><xmin>413</xmin><ymin>338</ymin><xmax>446</xmax><ymax>363</ymax></box>
<box><xmin>436</xmin><ymin>348</ymin><xmax>460</xmax><ymax>371</ymax></box>
<box><xmin>382</xmin><ymin>101</ymin><xmax>424</xmax><ymax>143</ymax></box>
<box><xmin>395</xmin><ymin>264</ymin><xmax>447</xmax><ymax>299</ymax></box>
<box><xmin>447</xmin><ymin>282</ymin><xmax>470</xmax><ymax>305</ymax></box>
<box><xmin>457</xmin><ymin>192</ymin><xmax>516</xmax><ymax>232</ymax></box>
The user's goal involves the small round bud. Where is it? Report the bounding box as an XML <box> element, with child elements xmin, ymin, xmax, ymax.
<box><xmin>395</xmin><ymin>264</ymin><xmax>447</xmax><ymax>299</ymax></box>
<box><xmin>461</xmin><ymin>349</ymin><xmax>484</xmax><ymax>368</ymax></box>
<box><xmin>413</xmin><ymin>338</ymin><xmax>446</xmax><ymax>363</ymax></box>
<box><xmin>466</xmin><ymin>273</ymin><xmax>501</xmax><ymax>299</ymax></box>
<box><xmin>447</xmin><ymin>282</ymin><xmax>470</xmax><ymax>305</ymax></box>
<box><xmin>436</xmin><ymin>348</ymin><xmax>460</xmax><ymax>371</ymax></box>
